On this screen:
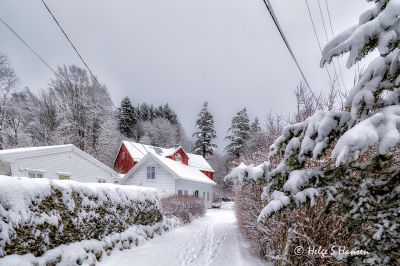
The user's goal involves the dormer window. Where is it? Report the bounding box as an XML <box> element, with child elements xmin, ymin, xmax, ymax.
<box><xmin>175</xmin><ymin>154</ymin><xmax>182</xmax><ymax>163</ymax></box>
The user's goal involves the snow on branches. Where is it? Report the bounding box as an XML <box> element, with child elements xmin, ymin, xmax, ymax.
<box><xmin>229</xmin><ymin>0</ymin><xmax>400</xmax><ymax>264</ymax></box>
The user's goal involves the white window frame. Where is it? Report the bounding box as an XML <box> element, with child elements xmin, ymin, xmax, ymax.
<box><xmin>178</xmin><ymin>190</ymin><xmax>183</xmax><ymax>196</ymax></box>
<box><xmin>26</xmin><ymin>169</ymin><xmax>45</xmax><ymax>179</ymax></box>
<box><xmin>146</xmin><ymin>165</ymin><xmax>156</xmax><ymax>180</ymax></box>
<box><xmin>194</xmin><ymin>190</ymin><xmax>199</xmax><ymax>198</ymax></box>
<box><xmin>207</xmin><ymin>192</ymin><xmax>210</xmax><ymax>201</ymax></box>
<box><xmin>97</xmin><ymin>177</ymin><xmax>107</xmax><ymax>183</ymax></box>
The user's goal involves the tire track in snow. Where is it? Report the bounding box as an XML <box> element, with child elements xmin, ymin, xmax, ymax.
<box><xmin>98</xmin><ymin>205</ymin><xmax>268</xmax><ymax>266</ymax></box>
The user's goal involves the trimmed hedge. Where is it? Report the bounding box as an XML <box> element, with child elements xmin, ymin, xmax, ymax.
<box><xmin>0</xmin><ymin>177</ymin><xmax>163</xmax><ymax>258</ymax></box>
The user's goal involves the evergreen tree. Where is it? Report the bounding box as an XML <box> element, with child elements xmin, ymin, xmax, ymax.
<box><xmin>192</xmin><ymin>102</ymin><xmax>217</xmax><ymax>157</ymax></box>
<box><xmin>249</xmin><ymin>117</ymin><xmax>261</xmax><ymax>136</ymax></box>
<box><xmin>229</xmin><ymin>1</ymin><xmax>400</xmax><ymax>264</ymax></box>
<box><xmin>155</xmin><ymin>103</ymin><xmax>179</xmax><ymax>126</ymax></box>
<box><xmin>242</xmin><ymin>117</ymin><xmax>265</xmax><ymax>156</ymax></box>
<box><xmin>224</xmin><ymin>108</ymin><xmax>250</xmax><ymax>159</ymax></box>
<box><xmin>118</xmin><ymin>97</ymin><xmax>136</xmax><ymax>139</ymax></box>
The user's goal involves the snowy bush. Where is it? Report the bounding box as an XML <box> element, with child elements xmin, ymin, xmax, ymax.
<box><xmin>229</xmin><ymin>1</ymin><xmax>400</xmax><ymax>264</ymax></box>
<box><xmin>161</xmin><ymin>195</ymin><xmax>205</xmax><ymax>224</ymax></box>
<box><xmin>0</xmin><ymin>217</ymin><xmax>179</xmax><ymax>266</ymax></box>
<box><xmin>0</xmin><ymin>176</ymin><xmax>166</xmax><ymax>260</ymax></box>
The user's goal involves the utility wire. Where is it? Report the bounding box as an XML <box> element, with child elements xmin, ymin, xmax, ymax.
<box><xmin>0</xmin><ymin>17</ymin><xmax>60</xmax><ymax>77</ymax></box>
<box><xmin>40</xmin><ymin>0</ymin><xmax>117</xmax><ymax>110</ymax></box>
<box><xmin>261</xmin><ymin>0</ymin><xmax>322</xmax><ymax>109</ymax></box>
<box><xmin>324</xmin><ymin>0</ymin><xmax>347</xmax><ymax>91</ymax></box>
<box><xmin>41</xmin><ymin>0</ymin><xmax>139</xmax><ymax>141</ymax></box>
<box><xmin>303</xmin><ymin>0</ymin><xmax>335</xmax><ymax>86</ymax></box>
<box><xmin>317</xmin><ymin>0</ymin><xmax>343</xmax><ymax>92</ymax></box>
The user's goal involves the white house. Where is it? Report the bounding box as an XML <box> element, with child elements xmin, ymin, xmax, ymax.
<box><xmin>0</xmin><ymin>144</ymin><xmax>117</xmax><ymax>183</ymax></box>
<box><xmin>120</xmin><ymin>152</ymin><xmax>216</xmax><ymax>208</ymax></box>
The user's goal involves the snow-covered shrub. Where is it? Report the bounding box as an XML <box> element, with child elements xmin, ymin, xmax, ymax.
<box><xmin>0</xmin><ymin>176</ymin><xmax>163</xmax><ymax>259</ymax></box>
<box><xmin>229</xmin><ymin>1</ymin><xmax>400</xmax><ymax>264</ymax></box>
<box><xmin>0</xmin><ymin>216</ymin><xmax>179</xmax><ymax>266</ymax></box>
<box><xmin>160</xmin><ymin>195</ymin><xmax>205</xmax><ymax>224</ymax></box>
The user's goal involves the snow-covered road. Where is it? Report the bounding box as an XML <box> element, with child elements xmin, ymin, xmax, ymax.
<box><xmin>98</xmin><ymin>203</ymin><xmax>267</xmax><ymax>266</ymax></box>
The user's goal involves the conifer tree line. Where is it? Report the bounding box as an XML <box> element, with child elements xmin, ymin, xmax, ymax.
<box><xmin>117</xmin><ymin>96</ymin><xmax>185</xmax><ymax>148</ymax></box>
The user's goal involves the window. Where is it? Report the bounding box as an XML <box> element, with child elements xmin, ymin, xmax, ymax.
<box><xmin>175</xmin><ymin>154</ymin><xmax>182</xmax><ymax>163</ymax></box>
<box><xmin>121</xmin><ymin>151</ymin><xmax>126</xmax><ymax>159</ymax></box>
<box><xmin>194</xmin><ymin>190</ymin><xmax>199</xmax><ymax>198</ymax></box>
<box><xmin>178</xmin><ymin>190</ymin><xmax>183</xmax><ymax>196</ymax></box>
<box><xmin>147</xmin><ymin>166</ymin><xmax>156</xmax><ymax>179</ymax></box>
<box><xmin>28</xmin><ymin>172</ymin><xmax>43</xmax><ymax>178</ymax></box>
<box><xmin>58</xmin><ymin>174</ymin><xmax>70</xmax><ymax>180</ymax></box>
<box><xmin>207</xmin><ymin>192</ymin><xmax>209</xmax><ymax>201</ymax></box>
<box><xmin>203</xmin><ymin>192</ymin><xmax>206</xmax><ymax>199</ymax></box>
<box><xmin>184</xmin><ymin>190</ymin><xmax>188</xmax><ymax>195</ymax></box>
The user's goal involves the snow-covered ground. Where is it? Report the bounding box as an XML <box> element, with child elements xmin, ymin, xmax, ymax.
<box><xmin>98</xmin><ymin>202</ymin><xmax>268</xmax><ymax>266</ymax></box>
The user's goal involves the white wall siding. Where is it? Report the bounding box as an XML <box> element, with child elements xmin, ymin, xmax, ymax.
<box><xmin>9</xmin><ymin>151</ymin><xmax>114</xmax><ymax>183</ymax></box>
<box><xmin>124</xmin><ymin>160</ymin><xmax>176</xmax><ymax>196</ymax></box>
<box><xmin>176</xmin><ymin>179</ymin><xmax>214</xmax><ymax>208</ymax></box>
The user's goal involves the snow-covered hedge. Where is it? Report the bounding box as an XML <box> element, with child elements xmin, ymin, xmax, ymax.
<box><xmin>0</xmin><ymin>176</ymin><xmax>171</xmax><ymax>262</ymax></box>
<box><xmin>0</xmin><ymin>217</ymin><xmax>179</xmax><ymax>266</ymax></box>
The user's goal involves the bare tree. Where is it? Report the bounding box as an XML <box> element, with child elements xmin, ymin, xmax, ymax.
<box><xmin>138</xmin><ymin>117</ymin><xmax>179</xmax><ymax>148</ymax></box>
<box><xmin>0</xmin><ymin>54</ymin><xmax>19</xmax><ymax>149</ymax></box>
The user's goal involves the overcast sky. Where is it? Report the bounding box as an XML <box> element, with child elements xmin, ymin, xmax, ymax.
<box><xmin>1</xmin><ymin>0</ymin><xmax>372</xmax><ymax>150</ymax></box>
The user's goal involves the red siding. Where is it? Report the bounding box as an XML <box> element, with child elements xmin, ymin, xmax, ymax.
<box><xmin>114</xmin><ymin>144</ymin><xmax>136</xmax><ymax>174</ymax></box>
<box><xmin>201</xmin><ymin>170</ymin><xmax>214</xmax><ymax>180</ymax></box>
<box><xmin>169</xmin><ymin>148</ymin><xmax>189</xmax><ymax>165</ymax></box>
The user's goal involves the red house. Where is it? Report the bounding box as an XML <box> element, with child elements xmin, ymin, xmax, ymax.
<box><xmin>114</xmin><ymin>141</ymin><xmax>215</xmax><ymax>179</ymax></box>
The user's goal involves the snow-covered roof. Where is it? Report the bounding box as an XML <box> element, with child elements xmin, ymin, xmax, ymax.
<box><xmin>124</xmin><ymin>152</ymin><xmax>216</xmax><ymax>186</ymax></box>
<box><xmin>0</xmin><ymin>144</ymin><xmax>73</xmax><ymax>156</ymax></box>
<box><xmin>0</xmin><ymin>144</ymin><xmax>117</xmax><ymax>177</ymax></box>
<box><xmin>121</xmin><ymin>141</ymin><xmax>214</xmax><ymax>172</ymax></box>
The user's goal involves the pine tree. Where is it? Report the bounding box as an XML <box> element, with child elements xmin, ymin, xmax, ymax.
<box><xmin>228</xmin><ymin>1</ymin><xmax>400</xmax><ymax>264</ymax></box>
<box><xmin>224</xmin><ymin>108</ymin><xmax>250</xmax><ymax>159</ymax></box>
<box><xmin>155</xmin><ymin>103</ymin><xmax>179</xmax><ymax>126</ymax></box>
<box><xmin>118</xmin><ymin>97</ymin><xmax>137</xmax><ymax>139</ymax></box>
<box><xmin>249</xmin><ymin>117</ymin><xmax>261</xmax><ymax>136</ymax></box>
<box><xmin>192</xmin><ymin>102</ymin><xmax>217</xmax><ymax>157</ymax></box>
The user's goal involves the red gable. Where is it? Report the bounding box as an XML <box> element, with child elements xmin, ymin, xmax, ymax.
<box><xmin>114</xmin><ymin>142</ymin><xmax>214</xmax><ymax>180</ymax></box>
<box><xmin>114</xmin><ymin>143</ymin><xmax>136</xmax><ymax>174</ymax></box>
<box><xmin>167</xmin><ymin>147</ymin><xmax>189</xmax><ymax>165</ymax></box>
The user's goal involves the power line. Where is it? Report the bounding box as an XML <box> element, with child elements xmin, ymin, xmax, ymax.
<box><xmin>41</xmin><ymin>0</ymin><xmax>119</xmax><ymax>112</ymax></box>
<box><xmin>261</xmin><ymin>0</ymin><xmax>322</xmax><ymax>109</ymax></box>
<box><xmin>0</xmin><ymin>17</ymin><xmax>60</xmax><ymax>77</ymax></box>
<box><xmin>40</xmin><ymin>0</ymin><xmax>138</xmax><ymax>139</ymax></box>
<box><xmin>303</xmin><ymin>0</ymin><xmax>336</xmax><ymax>89</ymax></box>
<box><xmin>317</xmin><ymin>0</ymin><xmax>343</xmax><ymax>92</ymax></box>
<box><xmin>324</xmin><ymin>0</ymin><xmax>347</xmax><ymax>91</ymax></box>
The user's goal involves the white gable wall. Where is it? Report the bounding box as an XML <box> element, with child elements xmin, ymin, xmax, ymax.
<box><xmin>123</xmin><ymin>160</ymin><xmax>176</xmax><ymax>196</ymax></box>
<box><xmin>7</xmin><ymin>151</ymin><xmax>114</xmax><ymax>183</ymax></box>
<box><xmin>176</xmin><ymin>179</ymin><xmax>214</xmax><ymax>209</ymax></box>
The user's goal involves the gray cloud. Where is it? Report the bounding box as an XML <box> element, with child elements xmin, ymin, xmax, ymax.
<box><xmin>0</xmin><ymin>0</ymin><xmax>372</xmax><ymax>150</ymax></box>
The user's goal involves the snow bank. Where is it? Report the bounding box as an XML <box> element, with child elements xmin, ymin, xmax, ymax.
<box><xmin>0</xmin><ymin>176</ymin><xmax>165</xmax><ymax>260</ymax></box>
